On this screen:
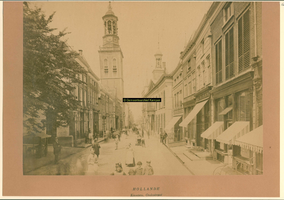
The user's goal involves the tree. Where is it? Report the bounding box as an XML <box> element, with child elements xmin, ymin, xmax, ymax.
<box><xmin>23</xmin><ymin>2</ymin><xmax>86</xmax><ymax>138</ymax></box>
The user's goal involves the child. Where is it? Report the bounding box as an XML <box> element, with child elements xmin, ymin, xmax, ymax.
<box><xmin>128</xmin><ymin>169</ymin><xmax>135</xmax><ymax>175</ymax></box>
<box><xmin>110</xmin><ymin>163</ymin><xmax>126</xmax><ymax>175</ymax></box>
<box><xmin>143</xmin><ymin>160</ymin><xmax>154</xmax><ymax>175</ymax></box>
<box><xmin>135</xmin><ymin>161</ymin><xmax>143</xmax><ymax>175</ymax></box>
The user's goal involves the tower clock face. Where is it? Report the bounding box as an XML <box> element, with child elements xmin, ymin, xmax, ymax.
<box><xmin>107</xmin><ymin>37</ymin><xmax>112</xmax><ymax>42</ymax></box>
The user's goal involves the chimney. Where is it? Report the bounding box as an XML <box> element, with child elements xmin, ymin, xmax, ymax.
<box><xmin>79</xmin><ymin>50</ymin><xmax>83</xmax><ymax>55</ymax></box>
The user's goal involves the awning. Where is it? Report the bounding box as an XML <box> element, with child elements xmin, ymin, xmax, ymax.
<box><xmin>235</xmin><ymin>125</ymin><xmax>263</xmax><ymax>153</ymax></box>
<box><xmin>165</xmin><ymin>116</ymin><xmax>181</xmax><ymax>132</ymax></box>
<box><xmin>219</xmin><ymin>106</ymin><xmax>233</xmax><ymax>115</ymax></box>
<box><xmin>216</xmin><ymin>121</ymin><xmax>250</xmax><ymax>144</ymax></box>
<box><xmin>179</xmin><ymin>100</ymin><xmax>208</xmax><ymax>127</ymax></box>
<box><xmin>201</xmin><ymin>121</ymin><xmax>224</xmax><ymax>139</ymax></box>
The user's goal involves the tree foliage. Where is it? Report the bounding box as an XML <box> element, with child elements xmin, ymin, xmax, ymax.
<box><xmin>23</xmin><ymin>2</ymin><xmax>86</xmax><ymax>135</ymax></box>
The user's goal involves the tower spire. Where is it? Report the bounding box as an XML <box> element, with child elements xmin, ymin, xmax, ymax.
<box><xmin>108</xmin><ymin>1</ymin><xmax>112</xmax><ymax>11</ymax></box>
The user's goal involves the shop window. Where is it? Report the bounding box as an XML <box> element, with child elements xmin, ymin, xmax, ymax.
<box><xmin>236</xmin><ymin>91</ymin><xmax>251</xmax><ymax>121</ymax></box>
<box><xmin>215</xmin><ymin>40</ymin><xmax>222</xmax><ymax>84</ymax></box>
<box><xmin>238</xmin><ymin>9</ymin><xmax>250</xmax><ymax>72</ymax></box>
<box><xmin>225</xmin><ymin>27</ymin><xmax>234</xmax><ymax>80</ymax></box>
<box><xmin>215</xmin><ymin>98</ymin><xmax>225</xmax><ymax>121</ymax></box>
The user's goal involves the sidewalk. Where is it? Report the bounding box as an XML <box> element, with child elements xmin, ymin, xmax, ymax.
<box><xmin>168</xmin><ymin>145</ymin><xmax>242</xmax><ymax>175</ymax></box>
<box><xmin>23</xmin><ymin>137</ymin><xmax>105</xmax><ymax>174</ymax></box>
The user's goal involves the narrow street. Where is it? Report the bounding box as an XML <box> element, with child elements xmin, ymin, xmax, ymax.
<box><xmin>27</xmin><ymin>131</ymin><xmax>192</xmax><ymax>175</ymax></box>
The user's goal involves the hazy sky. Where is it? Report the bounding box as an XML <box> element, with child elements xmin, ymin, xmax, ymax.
<box><xmin>32</xmin><ymin>1</ymin><xmax>212</xmax><ymax>122</ymax></box>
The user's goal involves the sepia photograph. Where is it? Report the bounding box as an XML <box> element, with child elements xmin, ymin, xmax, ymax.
<box><xmin>22</xmin><ymin>1</ymin><xmax>264</xmax><ymax>176</ymax></box>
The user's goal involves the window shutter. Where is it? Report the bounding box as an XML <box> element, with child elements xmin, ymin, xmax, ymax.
<box><xmin>243</xmin><ymin>10</ymin><xmax>250</xmax><ymax>69</ymax></box>
<box><xmin>229</xmin><ymin>28</ymin><xmax>234</xmax><ymax>77</ymax></box>
<box><xmin>238</xmin><ymin>10</ymin><xmax>250</xmax><ymax>72</ymax></box>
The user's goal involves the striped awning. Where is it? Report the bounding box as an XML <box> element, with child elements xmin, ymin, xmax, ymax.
<box><xmin>165</xmin><ymin>116</ymin><xmax>181</xmax><ymax>132</ymax></box>
<box><xmin>179</xmin><ymin>100</ymin><xmax>208</xmax><ymax>127</ymax></box>
<box><xmin>235</xmin><ymin>125</ymin><xmax>263</xmax><ymax>153</ymax></box>
<box><xmin>219</xmin><ymin>106</ymin><xmax>233</xmax><ymax>115</ymax></box>
<box><xmin>216</xmin><ymin>121</ymin><xmax>250</xmax><ymax>144</ymax></box>
<box><xmin>201</xmin><ymin>121</ymin><xmax>224</xmax><ymax>140</ymax></box>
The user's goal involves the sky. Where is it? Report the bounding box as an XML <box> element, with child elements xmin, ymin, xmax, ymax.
<box><xmin>32</xmin><ymin>1</ymin><xmax>212</xmax><ymax>123</ymax></box>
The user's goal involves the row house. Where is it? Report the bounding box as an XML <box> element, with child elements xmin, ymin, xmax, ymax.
<box><xmin>169</xmin><ymin>61</ymin><xmax>184</xmax><ymax>143</ymax></box>
<box><xmin>61</xmin><ymin>50</ymin><xmax>101</xmax><ymax>146</ymax></box>
<box><xmin>178</xmin><ymin>5</ymin><xmax>215</xmax><ymax>148</ymax></box>
<box><xmin>205</xmin><ymin>2</ymin><xmax>263</xmax><ymax>175</ymax></box>
<box><xmin>142</xmin><ymin>49</ymin><xmax>173</xmax><ymax>138</ymax></box>
<box><xmin>57</xmin><ymin>49</ymin><xmax>124</xmax><ymax>146</ymax></box>
<box><xmin>150</xmin><ymin>2</ymin><xmax>263</xmax><ymax>174</ymax></box>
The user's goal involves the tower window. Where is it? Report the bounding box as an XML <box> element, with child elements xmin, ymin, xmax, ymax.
<box><xmin>104</xmin><ymin>59</ymin><xmax>108</xmax><ymax>73</ymax></box>
<box><xmin>113</xmin><ymin>58</ymin><xmax>117</xmax><ymax>72</ymax></box>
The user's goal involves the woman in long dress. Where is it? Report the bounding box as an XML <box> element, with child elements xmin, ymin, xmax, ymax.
<box><xmin>125</xmin><ymin>143</ymin><xmax>135</xmax><ymax>167</ymax></box>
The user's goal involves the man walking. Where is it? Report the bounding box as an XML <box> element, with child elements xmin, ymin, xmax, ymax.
<box><xmin>92</xmin><ymin>138</ymin><xmax>101</xmax><ymax>158</ymax></box>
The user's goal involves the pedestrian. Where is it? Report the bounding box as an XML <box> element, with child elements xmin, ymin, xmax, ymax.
<box><xmin>85</xmin><ymin>131</ymin><xmax>89</xmax><ymax>143</ymax></box>
<box><xmin>135</xmin><ymin>161</ymin><xmax>144</xmax><ymax>175</ymax></box>
<box><xmin>125</xmin><ymin>143</ymin><xmax>135</xmax><ymax>167</ymax></box>
<box><xmin>86</xmin><ymin>148</ymin><xmax>97</xmax><ymax>175</ymax></box>
<box><xmin>141</xmin><ymin>136</ymin><xmax>145</xmax><ymax>147</ymax></box>
<box><xmin>88</xmin><ymin>129</ymin><xmax>93</xmax><ymax>144</ymax></box>
<box><xmin>110</xmin><ymin>163</ymin><xmax>126</xmax><ymax>175</ymax></box>
<box><xmin>53</xmin><ymin>137</ymin><xmax>61</xmax><ymax>164</ymax></box>
<box><xmin>160</xmin><ymin>132</ymin><xmax>164</xmax><ymax>143</ymax></box>
<box><xmin>92</xmin><ymin>138</ymin><xmax>101</xmax><ymax>158</ymax></box>
<box><xmin>163</xmin><ymin>131</ymin><xmax>168</xmax><ymax>144</ymax></box>
<box><xmin>147</xmin><ymin>130</ymin><xmax>150</xmax><ymax>139</ymax></box>
<box><xmin>128</xmin><ymin>169</ymin><xmax>135</xmax><ymax>175</ymax></box>
<box><xmin>143</xmin><ymin>160</ymin><xmax>154</xmax><ymax>175</ymax></box>
<box><xmin>115</xmin><ymin>135</ymin><xmax>119</xmax><ymax>150</ymax></box>
<box><xmin>118</xmin><ymin>131</ymin><xmax>121</xmax><ymax>141</ymax></box>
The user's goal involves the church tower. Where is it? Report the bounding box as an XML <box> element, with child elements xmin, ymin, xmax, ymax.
<box><xmin>152</xmin><ymin>44</ymin><xmax>165</xmax><ymax>82</ymax></box>
<box><xmin>99</xmin><ymin>2</ymin><xmax>124</xmax><ymax>101</ymax></box>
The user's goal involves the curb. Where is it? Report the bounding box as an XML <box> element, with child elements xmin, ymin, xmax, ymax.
<box><xmin>162</xmin><ymin>143</ymin><xmax>195</xmax><ymax>175</ymax></box>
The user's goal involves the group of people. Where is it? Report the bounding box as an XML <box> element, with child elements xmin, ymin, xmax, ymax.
<box><xmin>111</xmin><ymin>160</ymin><xmax>154</xmax><ymax>175</ymax></box>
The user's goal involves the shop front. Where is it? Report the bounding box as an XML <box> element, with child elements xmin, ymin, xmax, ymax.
<box><xmin>215</xmin><ymin>121</ymin><xmax>250</xmax><ymax>165</ymax></box>
<box><xmin>234</xmin><ymin>125</ymin><xmax>263</xmax><ymax>175</ymax></box>
<box><xmin>165</xmin><ymin>116</ymin><xmax>181</xmax><ymax>144</ymax></box>
<box><xmin>179</xmin><ymin>100</ymin><xmax>208</xmax><ymax>147</ymax></box>
<box><xmin>201</xmin><ymin>121</ymin><xmax>224</xmax><ymax>154</ymax></box>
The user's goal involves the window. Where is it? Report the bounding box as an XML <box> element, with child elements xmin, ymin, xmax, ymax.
<box><xmin>200</xmin><ymin>39</ymin><xmax>204</xmax><ymax>55</ymax></box>
<box><xmin>113</xmin><ymin>58</ymin><xmax>117</xmax><ymax>72</ymax></box>
<box><xmin>215</xmin><ymin>40</ymin><xmax>222</xmax><ymax>84</ymax></box>
<box><xmin>206</xmin><ymin>55</ymin><xmax>211</xmax><ymax>84</ymax></box>
<box><xmin>236</xmin><ymin>91</ymin><xmax>251</xmax><ymax>121</ymax></box>
<box><xmin>187</xmin><ymin>59</ymin><xmax>191</xmax><ymax>71</ymax></box>
<box><xmin>104</xmin><ymin>59</ymin><xmax>108</xmax><ymax>73</ymax></box>
<box><xmin>185</xmin><ymin>84</ymin><xmax>188</xmax><ymax>97</ymax></box>
<box><xmin>225</xmin><ymin>27</ymin><xmax>234</xmax><ymax>79</ymax></box>
<box><xmin>180</xmin><ymin>90</ymin><xmax>182</xmax><ymax>107</ymax></box>
<box><xmin>224</xmin><ymin>3</ymin><xmax>233</xmax><ymax>22</ymax></box>
<box><xmin>215</xmin><ymin>98</ymin><xmax>225</xmax><ymax>121</ymax></box>
<box><xmin>192</xmin><ymin>72</ymin><xmax>196</xmax><ymax>92</ymax></box>
<box><xmin>238</xmin><ymin>10</ymin><xmax>250</xmax><ymax>72</ymax></box>
<box><xmin>174</xmin><ymin>94</ymin><xmax>176</xmax><ymax>108</ymax></box>
<box><xmin>202</xmin><ymin>61</ymin><xmax>206</xmax><ymax>86</ymax></box>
